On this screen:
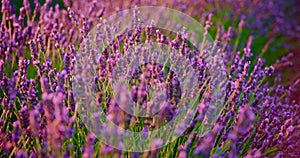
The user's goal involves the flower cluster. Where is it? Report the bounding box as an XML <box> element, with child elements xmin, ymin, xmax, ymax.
<box><xmin>0</xmin><ymin>0</ymin><xmax>299</xmax><ymax>157</ymax></box>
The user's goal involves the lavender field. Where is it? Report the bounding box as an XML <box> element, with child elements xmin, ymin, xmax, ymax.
<box><xmin>0</xmin><ymin>0</ymin><xmax>300</xmax><ymax>157</ymax></box>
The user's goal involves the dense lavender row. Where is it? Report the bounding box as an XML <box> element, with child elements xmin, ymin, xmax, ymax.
<box><xmin>1</xmin><ymin>0</ymin><xmax>299</xmax><ymax>157</ymax></box>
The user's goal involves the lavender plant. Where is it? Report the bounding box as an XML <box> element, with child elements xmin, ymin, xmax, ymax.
<box><xmin>0</xmin><ymin>0</ymin><xmax>299</xmax><ymax>157</ymax></box>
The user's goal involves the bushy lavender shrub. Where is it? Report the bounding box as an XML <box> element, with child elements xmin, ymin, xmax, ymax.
<box><xmin>0</xmin><ymin>0</ymin><xmax>299</xmax><ymax>157</ymax></box>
